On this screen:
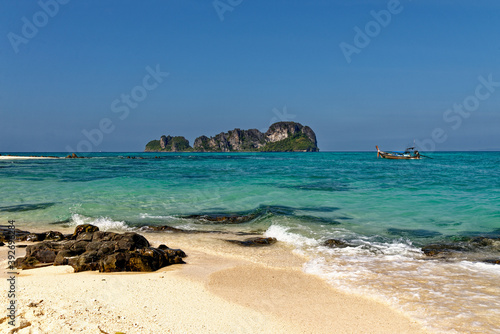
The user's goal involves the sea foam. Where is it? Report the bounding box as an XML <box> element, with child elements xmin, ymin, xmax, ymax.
<box><xmin>70</xmin><ymin>214</ymin><xmax>133</xmax><ymax>232</ymax></box>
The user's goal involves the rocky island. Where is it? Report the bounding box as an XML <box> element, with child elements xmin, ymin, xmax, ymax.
<box><xmin>145</xmin><ymin>121</ymin><xmax>319</xmax><ymax>152</ymax></box>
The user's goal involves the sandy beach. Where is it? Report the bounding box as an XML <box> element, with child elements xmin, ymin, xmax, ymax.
<box><xmin>1</xmin><ymin>230</ymin><xmax>428</xmax><ymax>334</ymax></box>
<box><xmin>0</xmin><ymin>156</ymin><xmax>60</xmax><ymax>160</ymax></box>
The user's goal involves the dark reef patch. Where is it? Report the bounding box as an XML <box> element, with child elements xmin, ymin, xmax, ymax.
<box><xmin>0</xmin><ymin>202</ymin><xmax>56</xmax><ymax>212</ymax></box>
<box><xmin>387</xmin><ymin>228</ymin><xmax>442</xmax><ymax>238</ymax></box>
<box><xmin>279</xmin><ymin>182</ymin><xmax>350</xmax><ymax>192</ymax></box>
<box><xmin>421</xmin><ymin>235</ymin><xmax>500</xmax><ymax>263</ymax></box>
<box><xmin>182</xmin><ymin>204</ymin><xmax>346</xmax><ymax>226</ymax></box>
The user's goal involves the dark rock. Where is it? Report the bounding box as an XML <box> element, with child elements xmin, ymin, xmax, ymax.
<box><xmin>483</xmin><ymin>259</ymin><xmax>500</xmax><ymax>265</ymax></box>
<box><xmin>422</xmin><ymin>236</ymin><xmax>500</xmax><ymax>257</ymax></box>
<box><xmin>226</xmin><ymin>237</ymin><xmax>277</xmax><ymax>247</ymax></box>
<box><xmin>54</xmin><ymin>250</ymin><xmax>79</xmax><ymax>265</ymax></box>
<box><xmin>24</xmin><ymin>233</ymin><xmax>46</xmax><ymax>242</ymax></box>
<box><xmin>324</xmin><ymin>239</ymin><xmax>351</xmax><ymax>248</ymax></box>
<box><xmin>0</xmin><ymin>225</ymin><xmax>31</xmax><ymax>242</ymax></box>
<box><xmin>45</xmin><ymin>231</ymin><xmax>65</xmax><ymax>241</ymax></box>
<box><xmin>71</xmin><ymin>251</ymin><xmax>101</xmax><ymax>272</ymax></box>
<box><xmin>66</xmin><ymin>153</ymin><xmax>79</xmax><ymax>158</ymax></box>
<box><xmin>185</xmin><ymin>213</ymin><xmax>257</xmax><ymax>224</ymax></box>
<box><xmin>113</xmin><ymin>232</ymin><xmax>150</xmax><ymax>250</ymax></box>
<box><xmin>66</xmin><ymin>240</ymin><xmax>90</xmax><ymax>253</ymax></box>
<box><xmin>421</xmin><ymin>244</ymin><xmax>467</xmax><ymax>256</ymax></box>
<box><xmin>24</xmin><ymin>231</ymin><xmax>65</xmax><ymax>242</ymax></box>
<box><xmin>161</xmin><ymin>247</ymin><xmax>187</xmax><ymax>258</ymax></box>
<box><xmin>15</xmin><ymin>225</ymin><xmax>185</xmax><ymax>272</ymax></box>
<box><xmin>140</xmin><ymin>225</ymin><xmax>188</xmax><ymax>233</ymax></box>
<box><xmin>15</xmin><ymin>256</ymin><xmax>41</xmax><ymax>270</ymax></box>
<box><xmin>76</xmin><ymin>232</ymin><xmax>94</xmax><ymax>242</ymax></box>
<box><xmin>0</xmin><ymin>241</ymin><xmax>4</xmax><ymax>246</ymax></box>
<box><xmin>22</xmin><ymin>242</ymin><xmax>62</xmax><ymax>263</ymax></box>
<box><xmin>99</xmin><ymin>252</ymin><xmax>130</xmax><ymax>272</ymax></box>
<box><xmin>72</xmin><ymin>224</ymin><xmax>99</xmax><ymax>238</ymax></box>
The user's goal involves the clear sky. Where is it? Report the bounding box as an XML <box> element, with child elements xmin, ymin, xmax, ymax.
<box><xmin>1</xmin><ymin>0</ymin><xmax>499</xmax><ymax>152</ymax></box>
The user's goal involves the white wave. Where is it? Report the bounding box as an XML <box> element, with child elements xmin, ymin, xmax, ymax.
<box><xmin>457</xmin><ymin>260</ymin><xmax>500</xmax><ymax>274</ymax></box>
<box><xmin>264</xmin><ymin>224</ymin><xmax>319</xmax><ymax>247</ymax></box>
<box><xmin>70</xmin><ymin>214</ymin><xmax>133</xmax><ymax>232</ymax></box>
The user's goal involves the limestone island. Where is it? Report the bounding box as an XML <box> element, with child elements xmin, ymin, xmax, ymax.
<box><xmin>145</xmin><ymin>122</ymin><xmax>319</xmax><ymax>152</ymax></box>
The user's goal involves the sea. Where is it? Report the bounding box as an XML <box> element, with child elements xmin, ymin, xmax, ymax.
<box><xmin>1</xmin><ymin>152</ymin><xmax>499</xmax><ymax>333</ymax></box>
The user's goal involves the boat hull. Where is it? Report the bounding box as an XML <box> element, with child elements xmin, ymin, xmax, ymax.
<box><xmin>378</xmin><ymin>152</ymin><xmax>420</xmax><ymax>160</ymax></box>
<box><xmin>376</xmin><ymin>146</ymin><xmax>421</xmax><ymax>160</ymax></box>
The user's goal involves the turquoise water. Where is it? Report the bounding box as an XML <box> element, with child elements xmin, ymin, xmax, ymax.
<box><xmin>1</xmin><ymin>152</ymin><xmax>499</xmax><ymax>332</ymax></box>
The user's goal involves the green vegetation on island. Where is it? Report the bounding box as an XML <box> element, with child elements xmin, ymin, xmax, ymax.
<box><xmin>259</xmin><ymin>134</ymin><xmax>318</xmax><ymax>152</ymax></box>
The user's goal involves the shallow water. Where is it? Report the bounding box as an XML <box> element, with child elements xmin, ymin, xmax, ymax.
<box><xmin>1</xmin><ymin>152</ymin><xmax>499</xmax><ymax>333</ymax></box>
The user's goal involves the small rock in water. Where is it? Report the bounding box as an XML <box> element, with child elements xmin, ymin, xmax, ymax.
<box><xmin>226</xmin><ymin>237</ymin><xmax>277</xmax><ymax>247</ymax></box>
<box><xmin>324</xmin><ymin>239</ymin><xmax>351</xmax><ymax>248</ymax></box>
<box><xmin>140</xmin><ymin>225</ymin><xmax>187</xmax><ymax>233</ymax></box>
<box><xmin>421</xmin><ymin>243</ymin><xmax>466</xmax><ymax>256</ymax></box>
<box><xmin>185</xmin><ymin>213</ymin><xmax>257</xmax><ymax>224</ymax></box>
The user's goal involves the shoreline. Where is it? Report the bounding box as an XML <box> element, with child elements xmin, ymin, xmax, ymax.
<box><xmin>0</xmin><ymin>155</ymin><xmax>60</xmax><ymax>160</ymax></box>
<box><xmin>0</xmin><ymin>226</ymin><xmax>428</xmax><ymax>333</ymax></box>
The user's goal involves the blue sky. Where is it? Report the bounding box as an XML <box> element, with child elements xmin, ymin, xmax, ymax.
<box><xmin>0</xmin><ymin>0</ymin><xmax>499</xmax><ymax>152</ymax></box>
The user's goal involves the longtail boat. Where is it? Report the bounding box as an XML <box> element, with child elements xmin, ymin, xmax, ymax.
<box><xmin>376</xmin><ymin>145</ymin><xmax>421</xmax><ymax>160</ymax></box>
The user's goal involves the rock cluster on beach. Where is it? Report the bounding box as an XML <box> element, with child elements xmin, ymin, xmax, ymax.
<box><xmin>14</xmin><ymin>224</ymin><xmax>186</xmax><ymax>272</ymax></box>
<box><xmin>145</xmin><ymin>121</ymin><xmax>319</xmax><ymax>152</ymax></box>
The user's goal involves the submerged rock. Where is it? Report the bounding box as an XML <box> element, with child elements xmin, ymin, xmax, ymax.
<box><xmin>185</xmin><ymin>213</ymin><xmax>257</xmax><ymax>224</ymax></box>
<box><xmin>226</xmin><ymin>237</ymin><xmax>277</xmax><ymax>247</ymax></box>
<box><xmin>324</xmin><ymin>239</ymin><xmax>351</xmax><ymax>248</ymax></box>
<box><xmin>387</xmin><ymin>228</ymin><xmax>442</xmax><ymax>238</ymax></box>
<box><xmin>421</xmin><ymin>243</ymin><xmax>466</xmax><ymax>256</ymax></box>
<box><xmin>421</xmin><ymin>236</ymin><xmax>500</xmax><ymax>257</ymax></box>
<box><xmin>15</xmin><ymin>224</ymin><xmax>187</xmax><ymax>272</ymax></box>
<box><xmin>140</xmin><ymin>225</ymin><xmax>189</xmax><ymax>233</ymax></box>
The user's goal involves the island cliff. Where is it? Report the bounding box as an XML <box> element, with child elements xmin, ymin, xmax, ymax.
<box><xmin>145</xmin><ymin>122</ymin><xmax>319</xmax><ymax>152</ymax></box>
